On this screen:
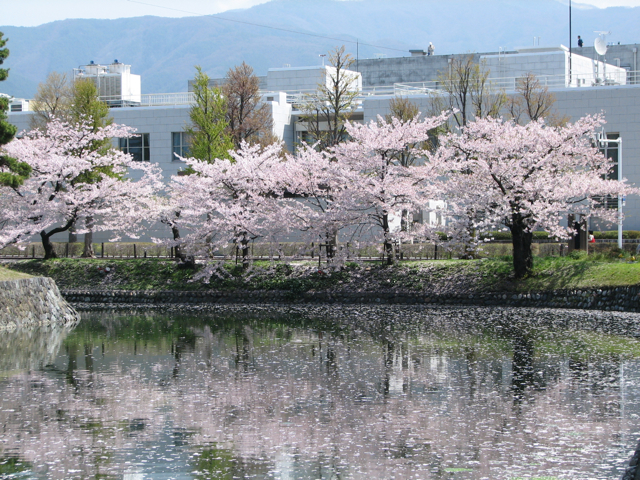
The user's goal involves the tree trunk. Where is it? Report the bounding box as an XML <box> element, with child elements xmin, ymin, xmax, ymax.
<box><xmin>40</xmin><ymin>217</ymin><xmax>77</xmax><ymax>260</ymax></box>
<box><xmin>325</xmin><ymin>228</ymin><xmax>338</xmax><ymax>260</ymax></box>
<box><xmin>463</xmin><ymin>208</ymin><xmax>480</xmax><ymax>259</ymax></box>
<box><xmin>400</xmin><ymin>209</ymin><xmax>409</xmax><ymax>232</ymax></box>
<box><xmin>382</xmin><ymin>212</ymin><xmax>395</xmax><ymax>266</ymax></box>
<box><xmin>171</xmin><ymin>225</ymin><xmax>185</xmax><ymax>261</ymax></box>
<box><xmin>241</xmin><ymin>235</ymin><xmax>250</xmax><ymax>270</ymax></box>
<box><xmin>68</xmin><ymin>220</ymin><xmax>77</xmax><ymax>243</ymax></box>
<box><xmin>41</xmin><ymin>230</ymin><xmax>58</xmax><ymax>259</ymax></box>
<box><xmin>510</xmin><ymin>216</ymin><xmax>533</xmax><ymax>279</ymax></box>
<box><xmin>81</xmin><ymin>216</ymin><xmax>94</xmax><ymax>258</ymax></box>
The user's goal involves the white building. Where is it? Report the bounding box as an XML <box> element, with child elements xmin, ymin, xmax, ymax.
<box><xmin>6</xmin><ymin>44</ymin><xmax>640</xmax><ymax>241</ymax></box>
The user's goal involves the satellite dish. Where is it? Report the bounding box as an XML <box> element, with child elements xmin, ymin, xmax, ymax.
<box><xmin>594</xmin><ymin>36</ymin><xmax>608</xmax><ymax>56</ymax></box>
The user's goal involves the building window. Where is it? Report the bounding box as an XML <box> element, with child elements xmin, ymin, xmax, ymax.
<box><xmin>602</xmin><ymin>133</ymin><xmax>619</xmax><ymax>180</ymax></box>
<box><xmin>119</xmin><ymin>133</ymin><xmax>150</xmax><ymax>162</ymax></box>
<box><xmin>172</xmin><ymin>132</ymin><xmax>191</xmax><ymax>160</ymax></box>
<box><xmin>595</xmin><ymin>133</ymin><xmax>619</xmax><ymax>210</ymax></box>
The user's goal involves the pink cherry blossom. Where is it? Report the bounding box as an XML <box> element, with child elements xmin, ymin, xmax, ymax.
<box><xmin>436</xmin><ymin>114</ymin><xmax>636</xmax><ymax>277</ymax></box>
<box><xmin>0</xmin><ymin>118</ymin><xmax>163</xmax><ymax>258</ymax></box>
<box><xmin>168</xmin><ymin>142</ymin><xmax>295</xmax><ymax>276</ymax></box>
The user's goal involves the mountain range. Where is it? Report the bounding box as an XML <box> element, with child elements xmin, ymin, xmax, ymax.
<box><xmin>1</xmin><ymin>0</ymin><xmax>640</xmax><ymax>98</ymax></box>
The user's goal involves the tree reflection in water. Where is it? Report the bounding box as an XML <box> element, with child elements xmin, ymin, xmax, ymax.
<box><xmin>0</xmin><ymin>306</ymin><xmax>637</xmax><ymax>479</ymax></box>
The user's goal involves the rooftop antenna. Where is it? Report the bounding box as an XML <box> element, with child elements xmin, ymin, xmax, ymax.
<box><xmin>594</xmin><ymin>31</ymin><xmax>610</xmax><ymax>56</ymax></box>
<box><xmin>594</xmin><ymin>31</ymin><xmax>610</xmax><ymax>85</ymax></box>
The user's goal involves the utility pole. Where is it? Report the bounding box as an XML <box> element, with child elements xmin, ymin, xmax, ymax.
<box><xmin>569</xmin><ymin>0</ymin><xmax>572</xmax><ymax>85</ymax></box>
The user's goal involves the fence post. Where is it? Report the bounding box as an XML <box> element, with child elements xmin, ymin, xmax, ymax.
<box><xmin>65</xmin><ymin>243</ymin><xmax>69</xmax><ymax>258</ymax></box>
<box><xmin>101</xmin><ymin>243</ymin><xmax>104</xmax><ymax>258</ymax></box>
<box><xmin>134</xmin><ymin>244</ymin><xmax>137</xmax><ymax>259</ymax></box>
<box><xmin>32</xmin><ymin>246</ymin><xmax>35</xmax><ymax>258</ymax></box>
<box><xmin>434</xmin><ymin>244</ymin><xmax>438</xmax><ymax>260</ymax></box>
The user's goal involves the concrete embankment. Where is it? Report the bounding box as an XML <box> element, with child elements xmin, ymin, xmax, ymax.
<box><xmin>0</xmin><ymin>277</ymin><xmax>80</xmax><ymax>328</ymax></box>
<box><xmin>62</xmin><ymin>285</ymin><xmax>640</xmax><ymax>312</ymax></box>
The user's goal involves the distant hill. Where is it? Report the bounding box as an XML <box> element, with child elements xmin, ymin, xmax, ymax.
<box><xmin>1</xmin><ymin>0</ymin><xmax>639</xmax><ymax>98</ymax></box>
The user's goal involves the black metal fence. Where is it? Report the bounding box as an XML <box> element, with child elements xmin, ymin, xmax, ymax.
<box><xmin>0</xmin><ymin>240</ymin><xmax>584</xmax><ymax>261</ymax></box>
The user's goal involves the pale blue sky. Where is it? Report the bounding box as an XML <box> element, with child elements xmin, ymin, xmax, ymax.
<box><xmin>2</xmin><ymin>0</ymin><xmax>640</xmax><ymax>27</ymax></box>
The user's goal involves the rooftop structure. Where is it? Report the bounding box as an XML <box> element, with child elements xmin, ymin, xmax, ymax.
<box><xmin>74</xmin><ymin>60</ymin><xmax>141</xmax><ymax>106</ymax></box>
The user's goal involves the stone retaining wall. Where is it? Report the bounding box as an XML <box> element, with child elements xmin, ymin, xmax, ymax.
<box><xmin>62</xmin><ymin>285</ymin><xmax>640</xmax><ymax>312</ymax></box>
<box><xmin>1</xmin><ymin>277</ymin><xmax>80</xmax><ymax>328</ymax></box>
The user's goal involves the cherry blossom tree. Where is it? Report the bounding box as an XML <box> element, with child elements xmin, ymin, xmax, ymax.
<box><xmin>169</xmin><ymin>142</ymin><xmax>291</xmax><ymax>273</ymax></box>
<box><xmin>280</xmin><ymin>143</ymin><xmax>362</xmax><ymax>261</ymax></box>
<box><xmin>0</xmin><ymin>118</ymin><xmax>163</xmax><ymax>258</ymax></box>
<box><xmin>437</xmin><ymin>115</ymin><xmax>636</xmax><ymax>278</ymax></box>
<box><xmin>329</xmin><ymin>112</ymin><xmax>450</xmax><ymax>265</ymax></box>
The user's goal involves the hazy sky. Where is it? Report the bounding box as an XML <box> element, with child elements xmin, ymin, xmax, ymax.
<box><xmin>2</xmin><ymin>0</ymin><xmax>640</xmax><ymax>27</ymax></box>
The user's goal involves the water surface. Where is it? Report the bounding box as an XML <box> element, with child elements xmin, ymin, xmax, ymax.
<box><xmin>0</xmin><ymin>305</ymin><xmax>639</xmax><ymax>479</ymax></box>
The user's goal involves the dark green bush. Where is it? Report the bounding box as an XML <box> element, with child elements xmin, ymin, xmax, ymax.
<box><xmin>593</xmin><ymin>230</ymin><xmax>640</xmax><ymax>239</ymax></box>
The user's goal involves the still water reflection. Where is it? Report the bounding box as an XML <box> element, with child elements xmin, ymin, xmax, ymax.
<box><xmin>1</xmin><ymin>305</ymin><xmax>640</xmax><ymax>479</ymax></box>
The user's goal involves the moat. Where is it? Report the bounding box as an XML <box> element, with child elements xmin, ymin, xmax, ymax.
<box><xmin>1</xmin><ymin>304</ymin><xmax>639</xmax><ymax>479</ymax></box>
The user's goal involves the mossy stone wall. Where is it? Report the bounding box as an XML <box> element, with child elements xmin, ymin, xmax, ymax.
<box><xmin>0</xmin><ymin>277</ymin><xmax>80</xmax><ymax>328</ymax></box>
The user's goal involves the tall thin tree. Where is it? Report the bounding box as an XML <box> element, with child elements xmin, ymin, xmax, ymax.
<box><xmin>0</xmin><ymin>32</ymin><xmax>31</xmax><ymax>188</ymax></box>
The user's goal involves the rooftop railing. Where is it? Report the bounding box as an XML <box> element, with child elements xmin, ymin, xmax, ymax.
<box><xmin>98</xmin><ymin>92</ymin><xmax>196</xmax><ymax>107</ymax></box>
<box><xmin>394</xmin><ymin>70</ymin><xmax>639</xmax><ymax>96</ymax></box>
<box><xmin>17</xmin><ymin>69</ymin><xmax>637</xmax><ymax>112</ymax></box>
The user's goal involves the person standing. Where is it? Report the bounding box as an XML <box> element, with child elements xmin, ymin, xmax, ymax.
<box><xmin>578</xmin><ymin>35</ymin><xmax>584</xmax><ymax>47</ymax></box>
<box><xmin>428</xmin><ymin>42</ymin><xmax>435</xmax><ymax>56</ymax></box>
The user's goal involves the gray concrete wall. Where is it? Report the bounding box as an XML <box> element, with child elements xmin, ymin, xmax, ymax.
<box><xmin>357</xmin><ymin>54</ymin><xmax>452</xmax><ymax>87</ymax></box>
<box><xmin>0</xmin><ymin>277</ymin><xmax>80</xmax><ymax>328</ymax></box>
<box><xmin>553</xmin><ymin>85</ymin><xmax>640</xmax><ymax>231</ymax></box>
<box><xmin>356</xmin><ymin>52</ymin><xmax>507</xmax><ymax>87</ymax></box>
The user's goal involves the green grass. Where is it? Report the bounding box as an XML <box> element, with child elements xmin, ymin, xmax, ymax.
<box><xmin>4</xmin><ymin>258</ymin><xmax>200</xmax><ymax>291</ymax></box>
<box><xmin>2</xmin><ymin>258</ymin><xmax>351</xmax><ymax>292</ymax></box>
<box><xmin>3</xmin><ymin>253</ymin><xmax>640</xmax><ymax>293</ymax></box>
<box><xmin>512</xmin><ymin>254</ymin><xmax>640</xmax><ymax>291</ymax></box>
<box><xmin>0</xmin><ymin>266</ymin><xmax>32</xmax><ymax>281</ymax></box>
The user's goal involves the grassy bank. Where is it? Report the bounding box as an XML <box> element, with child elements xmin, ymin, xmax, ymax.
<box><xmin>0</xmin><ymin>266</ymin><xmax>31</xmax><ymax>282</ymax></box>
<box><xmin>3</xmin><ymin>251</ymin><xmax>640</xmax><ymax>294</ymax></box>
